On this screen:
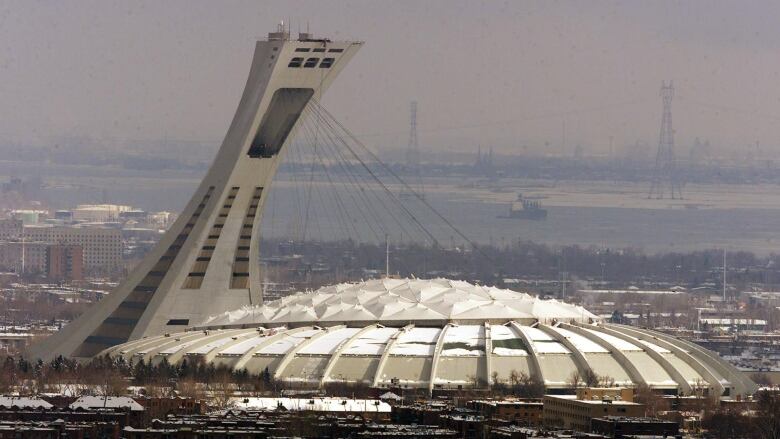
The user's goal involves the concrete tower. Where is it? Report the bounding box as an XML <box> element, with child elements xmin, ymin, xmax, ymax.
<box><xmin>29</xmin><ymin>27</ymin><xmax>362</xmax><ymax>360</ymax></box>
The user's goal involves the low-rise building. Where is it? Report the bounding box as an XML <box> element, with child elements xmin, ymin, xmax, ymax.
<box><xmin>0</xmin><ymin>397</ymin><xmax>52</xmax><ymax>410</ymax></box>
<box><xmin>392</xmin><ymin>401</ymin><xmax>451</xmax><ymax>425</ymax></box>
<box><xmin>134</xmin><ymin>396</ymin><xmax>206</xmax><ymax>422</ymax></box>
<box><xmin>0</xmin><ymin>419</ymin><xmax>119</xmax><ymax>439</ymax></box>
<box><xmin>0</xmin><ymin>332</ymin><xmax>34</xmax><ymax>354</ymax></box>
<box><xmin>468</xmin><ymin>399</ymin><xmax>543</xmax><ymax>425</ymax></box>
<box><xmin>543</xmin><ymin>388</ymin><xmax>644</xmax><ymax>432</ymax></box>
<box><xmin>230</xmin><ymin>397</ymin><xmax>391</xmax><ymax>421</ymax></box>
<box><xmin>591</xmin><ymin>416</ymin><xmax>679</xmax><ymax>438</ymax></box>
<box><xmin>69</xmin><ymin>396</ymin><xmax>144</xmax><ymax>412</ymax></box>
<box><xmin>699</xmin><ymin>317</ymin><xmax>767</xmax><ymax>332</ymax></box>
<box><xmin>71</xmin><ymin>204</ymin><xmax>133</xmax><ymax>222</ymax></box>
<box><xmin>438</xmin><ymin>413</ymin><xmax>487</xmax><ymax>439</ymax></box>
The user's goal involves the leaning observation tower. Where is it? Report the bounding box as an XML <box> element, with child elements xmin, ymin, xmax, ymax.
<box><xmin>28</xmin><ymin>26</ymin><xmax>363</xmax><ymax>360</ymax></box>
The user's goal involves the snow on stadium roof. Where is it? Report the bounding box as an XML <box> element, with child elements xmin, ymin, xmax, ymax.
<box><xmin>197</xmin><ymin>278</ymin><xmax>599</xmax><ymax>328</ymax></box>
<box><xmin>99</xmin><ymin>278</ymin><xmax>757</xmax><ymax>396</ymax></box>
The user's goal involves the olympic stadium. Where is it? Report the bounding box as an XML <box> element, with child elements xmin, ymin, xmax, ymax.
<box><xmin>27</xmin><ymin>29</ymin><xmax>756</xmax><ymax>400</ymax></box>
<box><xmin>99</xmin><ymin>278</ymin><xmax>756</xmax><ymax>397</ymax></box>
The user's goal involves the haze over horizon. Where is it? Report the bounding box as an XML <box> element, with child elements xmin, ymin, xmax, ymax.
<box><xmin>1</xmin><ymin>0</ymin><xmax>780</xmax><ymax>157</ymax></box>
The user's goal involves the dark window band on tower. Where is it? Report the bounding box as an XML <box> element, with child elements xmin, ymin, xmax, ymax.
<box><xmin>231</xmin><ymin>187</ymin><xmax>263</xmax><ymax>289</ymax></box>
<box><xmin>304</xmin><ymin>57</ymin><xmax>319</xmax><ymax>68</ymax></box>
<box><xmin>288</xmin><ymin>57</ymin><xmax>303</xmax><ymax>67</ymax></box>
<box><xmin>247</xmin><ymin>88</ymin><xmax>314</xmax><ymax>158</ymax></box>
<box><xmin>183</xmin><ymin>187</ymin><xmax>240</xmax><ymax>289</ymax></box>
<box><xmin>73</xmin><ymin>186</ymin><xmax>215</xmax><ymax>357</ymax></box>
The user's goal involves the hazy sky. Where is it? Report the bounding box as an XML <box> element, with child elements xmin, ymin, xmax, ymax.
<box><xmin>2</xmin><ymin>0</ymin><xmax>780</xmax><ymax>156</ymax></box>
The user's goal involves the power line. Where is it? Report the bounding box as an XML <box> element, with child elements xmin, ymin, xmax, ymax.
<box><xmin>308</xmin><ymin>101</ymin><xmax>441</xmax><ymax>247</ymax></box>
<box><xmin>309</xmin><ymin>99</ymin><xmax>495</xmax><ymax>262</ymax></box>
<box><xmin>648</xmin><ymin>81</ymin><xmax>683</xmax><ymax>199</ymax></box>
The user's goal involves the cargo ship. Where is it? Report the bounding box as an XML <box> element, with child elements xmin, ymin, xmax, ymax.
<box><xmin>499</xmin><ymin>194</ymin><xmax>548</xmax><ymax>220</ymax></box>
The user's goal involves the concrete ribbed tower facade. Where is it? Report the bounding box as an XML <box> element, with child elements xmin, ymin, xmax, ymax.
<box><xmin>29</xmin><ymin>28</ymin><xmax>362</xmax><ymax>360</ymax></box>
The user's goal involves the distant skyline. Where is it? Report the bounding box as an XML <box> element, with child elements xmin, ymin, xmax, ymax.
<box><xmin>2</xmin><ymin>1</ymin><xmax>780</xmax><ymax>157</ymax></box>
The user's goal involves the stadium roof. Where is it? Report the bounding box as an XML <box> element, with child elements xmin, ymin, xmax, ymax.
<box><xmin>199</xmin><ymin>278</ymin><xmax>599</xmax><ymax>328</ymax></box>
<box><xmin>100</xmin><ymin>278</ymin><xmax>757</xmax><ymax>398</ymax></box>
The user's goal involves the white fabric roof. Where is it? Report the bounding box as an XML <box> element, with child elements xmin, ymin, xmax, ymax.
<box><xmin>101</xmin><ymin>321</ymin><xmax>752</xmax><ymax>395</ymax></box>
<box><xmin>199</xmin><ymin>278</ymin><xmax>599</xmax><ymax>327</ymax></box>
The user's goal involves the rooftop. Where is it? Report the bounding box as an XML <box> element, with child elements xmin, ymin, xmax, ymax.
<box><xmin>229</xmin><ymin>397</ymin><xmax>391</xmax><ymax>413</ymax></box>
<box><xmin>200</xmin><ymin>278</ymin><xmax>598</xmax><ymax>327</ymax></box>
<box><xmin>544</xmin><ymin>395</ymin><xmax>641</xmax><ymax>405</ymax></box>
<box><xmin>70</xmin><ymin>396</ymin><xmax>144</xmax><ymax>411</ymax></box>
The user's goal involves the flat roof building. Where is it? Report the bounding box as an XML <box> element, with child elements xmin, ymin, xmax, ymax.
<box><xmin>23</xmin><ymin>226</ymin><xmax>121</xmax><ymax>273</ymax></box>
<box><xmin>46</xmin><ymin>244</ymin><xmax>84</xmax><ymax>282</ymax></box>
<box><xmin>468</xmin><ymin>399</ymin><xmax>543</xmax><ymax>425</ymax></box>
<box><xmin>543</xmin><ymin>391</ymin><xmax>644</xmax><ymax>432</ymax></box>
<box><xmin>591</xmin><ymin>416</ymin><xmax>679</xmax><ymax>438</ymax></box>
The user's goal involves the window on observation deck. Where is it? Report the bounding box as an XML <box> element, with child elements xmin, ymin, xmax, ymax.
<box><xmin>328</xmin><ymin>48</ymin><xmax>344</xmax><ymax>53</ymax></box>
<box><xmin>247</xmin><ymin>88</ymin><xmax>314</xmax><ymax>158</ymax></box>
<box><xmin>320</xmin><ymin>58</ymin><xmax>334</xmax><ymax>68</ymax></box>
<box><xmin>295</xmin><ymin>47</ymin><xmax>310</xmax><ymax>52</ymax></box>
<box><xmin>313</xmin><ymin>48</ymin><xmax>326</xmax><ymax>52</ymax></box>
<box><xmin>304</xmin><ymin>57</ymin><xmax>319</xmax><ymax>68</ymax></box>
<box><xmin>288</xmin><ymin>57</ymin><xmax>303</xmax><ymax>67</ymax></box>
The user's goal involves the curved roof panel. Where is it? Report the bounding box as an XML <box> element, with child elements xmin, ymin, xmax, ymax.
<box><xmin>199</xmin><ymin>278</ymin><xmax>599</xmax><ymax>328</ymax></box>
<box><xmin>98</xmin><ymin>279</ymin><xmax>756</xmax><ymax>398</ymax></box>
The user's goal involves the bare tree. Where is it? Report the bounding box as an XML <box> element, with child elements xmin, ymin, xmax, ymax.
<box><xmin>568</xmin><ymin>371</ymin><xmax>583</xmax><ymax>389</ymax></box>
<box><xmin>750</xmin><ymin>372</ymin><xmax>772</xmax><ymax>387</ymax></box>
<box><xmin>634</xmin><ymin>383</ymin><xmax>669</xmax><ymax>417</ymax></box>
<box><xmin>97</xmin><ymin>368</ymin><xmax>127</xmax><ymax>396</ymax></box>
<box><xmin>598</xmin><ymin>375</ymin><xmax>616</xmax><ymax>388</ymax></box>
<box><xmin>490</xmin><ymin>371</ymin><xmax>507</xmax><ymax>395</ymax></box>
<box><xmin>209</xmin><ymin>371</ymin><xmax>235</xmax><ymax>410</ymax></box>
<box><xmin>582</xmin><ymin>369</ymin><xmax>600</xmax><ymax>387</ymax></box>
<box><xmin>754</xmin><ymin>391</ymin><xmax>780</xmax><ymax>439</ymax></box>
<box><xmin>176</xmin><ymin>377</ymin><xmax>205</xmax><ymax>400</ymax></box>
<box><xmin>0</xmin><ymin>362</ymin><xmax>12</xmax><ymax>394</ymax></box>
<box><xmin>510</xmin><ymin>370</ymin><xmax>544</xmax><ymax>398</ymax></box>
